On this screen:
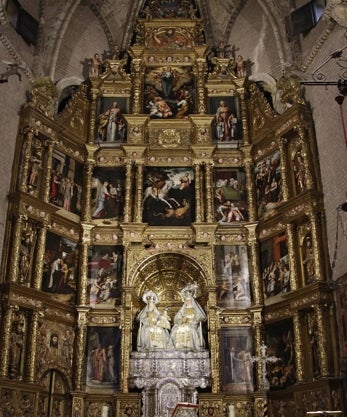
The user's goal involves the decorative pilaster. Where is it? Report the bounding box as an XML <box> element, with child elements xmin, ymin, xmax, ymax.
<box><xmin>26</xmin><ymin>310</ymin><xmax>41</xmax><ymax>383</ymax></box>
<box><xmin>8</xmin><ymin>214</ymin><xmax>25</xmax><ymax>282</ymax></box>
<box><xmin>239</xmin><ymin>89</ymin><xmax>249</xmax><ymax>145</ymax></box>
<box><xmin>42</xmin><ymin>138</ymin><xmax>54</xmax><ymax>203</ymax></box>
<box><xmin>73</xmin><ymin>307</ymin><xmax>89</xmax><ymax>390</ymax></box>
<box><xmin>19</xmin><ymin>129</ymin><xmax>35</xmax><ymax>192</ymax></box>
<box><xmin>77</xmin><ymin>224</ymin><xmax>94</xmax><ymax>306</ymax></box>
<box><xmin>286</xmin><ymin>223</ymin><xmax>298</xmax><ymax>291</ymax></box>
<box><xmin>297</xmin><ymin>124</ymin><xmax>314</xmax><ymax>189</ymax></box>
<box><xmin>0</xmin><ymin>304</ymin><xmax>15</xmax><ymax>377</ymax></box>
<box><xmin>246</xmin><ymin>224</ymin><xmax>263</xmax><ymax>305</ymax></box>
<box><xmin>194</xmin><ymin>161</ymin><xmax>202</xmax><ymax>222</ymax></box>
<box><xmin>88</xmin><ymin>89</ymin><xmax>99</xmax><ymax>144</ymax></box>
<box><xmin>195</xmin><ymin>57</ymin><xmax>207</xmax><ymax>113</ymax></box>
<box><xmin>292</xmin><ymin>312</ymin><xmax>305</xmax><ymax>382</ymax></box>
<box><xmin>309</xmin><ymin>212</ymin><xmax>324</xmax><ymax>281</ymax></box>
<box><xmin>205</xmin><ymin>162</ymin><xmax>214</xmax><ymax>223</ymax></box>
<box><xmin>123</xmin><ymin>160</ymin><xmax>133</xmax><ymax>223</ymax></box>
<box><xmin>251</xmin><ymin>308</ymin><xmax>264</xmax><ymax>389</ymax></box>
<box><xmin>278</xmin><ymin>137</ymin><xmax>289</xmax><ymax>201</ymax></box>
<box><xmin>81</xmin><ymin>155</ymin><xmax>96</xmax><ymax>223</ymax></box>
<box><xmin>134</xmin><ymin>161</ymin><xmax>144</xmax><ymax>223</ymax></box>
<box><xmin>32</xmin><ymin>223</ymin><xmax>48</xmax><ymax>290</ymax></box>
<box><xmin>315</xmin><ymin>305</ymin><xmax>330</xmax><ymax>377</ymax></box>
<box><xmin>243</xmin><ymin>151</ymin><xmax>256</xmax><ymax>221</ymax></box>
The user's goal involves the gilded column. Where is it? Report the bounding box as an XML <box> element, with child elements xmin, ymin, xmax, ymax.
<box><xmin>194</xmin><ymin>161</ymin><xmax>202</xmax><ymax>222</ymax></box>
<box><xmin>131</xmin><ymin>59</ymin><xmax>143</xmax><ymax>114</ymax></box>
<box><xmin>42</xmin><ymin>138</ymin><xmax>54</xmax><ymax>203</ymax></box>
<box><xmin>195</xmin><ymin>58</ymin><xmax>207</xmax><ymax>113</ymax></box>
<box><xmin>0</xmin><ymin>304</ymin><xmax>15</xmax><ymax>377</ymax></box>
<box><xmin>286</xmin><ymin>223</ymin><xmax>298</xmax><ymax>291</ymax></box>
<box><xmin>134</xmin><ymin>161</ymin><xmax>144</xmax><ymax>223</ymax></box>
<box><xmin>120</xmin><ymin>286</ymin><xmax>134</xmax><ymax>392</ymax></box>
<box><xmin>239</xmin><ymin>89</ymin><xmax>250</xmax><ymax>145</ymax></box>
<box><xmin>309</xmin><ymin>212</ymin><xmax>324</xmax><ymax>281</ymax></box>
<box><xmin>205</xmin><ymin>161</ymin><xmax>214</xmax><ymax>223</ymax></box>
<box><xmin>19</xmin><ymin>129</ymin><xmax>34</xmax><ymax>192</ymax></box>
<box><xmin>26</xmin><ymin>310</ymin><xmax>40</xmax><ymax>383</ymax></box>
<box><xmin>32</xmin><ymin>223</ymin><xmax>48</xmax><ymax>290</ymax></box>
<box><xmin>123</xmin><ymin>160</ymin><xmax>133</xmax><ymax>223</ymax></box>
<box><xmin>8</xmin><ymin>214</ymin><xmax>25</xmax><ymax>282</ymax></box>
<box><xmin>278</xmin><ymin>137</ymin><xmax>289</xmax><ymax>201</ymax></box>
<box><xmin>297</xmin><ymin>124</ymin><xmax>314</xmax><ymax>189</ymax></box>
<box><xmin>243</xmin><ymin>151</ymin><xmax>256</xmax><ymax>221</ymax></box>
<box><xmin>246</xmin><ymin>224</ymin><xmax>263</xmax><ymax>305</ymax></box>
<box><xmin>81</xmin><ymin>159</ymin><xmax>95</xmax><ymax>223</ymax></box>
<box><xmin>292</xmin><ymin>312</ymin><xmax>305</xmax><ymax>382</ymax></box>
<box><xmin>315</xmin><ymin>305</ymin><xmax>330</xmax><ymax>377</ymax></box>
<box><xmin>73</xmin><ymin>307</ymin><xmax>89</xmax><ymax>390</ymax></box>
<box><xmin>88</xmin><ymin>89</ymin><xmax>99</xmax><ymax>144</ymax></box>
<box><xmin>251</xmin><ymin>308</ymin><xmax>264</xmax><ymax>389</ymax></box>
<box><xmin>77</xmin><ymin>224</ymin><xmax>93</xmax><ymax>306</ymax></box>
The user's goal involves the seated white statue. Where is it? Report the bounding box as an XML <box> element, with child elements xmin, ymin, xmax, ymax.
<box><xmin>170</xmin><ymin>282</ymin><xmax>207</xmax><ymax>351</ymax></box>
<box><xmin>136</xmin><ymin>291</ymin><xmax>173</xmax><ymax>351</ymax></box>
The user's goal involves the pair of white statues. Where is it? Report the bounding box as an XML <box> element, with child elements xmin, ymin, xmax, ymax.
<box><xmin>136</xmin><ymin>283</ymin><xmax>207</xmax><ymax>352</ymax></box>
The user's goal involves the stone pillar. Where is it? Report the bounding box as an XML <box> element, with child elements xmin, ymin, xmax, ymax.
<box><xmin>26</xmin><ymin>310</ymin><xmax>41</xmax><ymax>383</ymax></box>
<box><xmin>134</xmin><ymin>161</ymin><xmax>144</xmax><ymax>223</ymax></box>
<box><xmin>194</xmin><ymin>161</ymin><xmax>202</xmax><ymax>223</ymax></box>
<box><xmin>0</xmin><ymin>304</ymin><xmax>15</xmax><ymax>377</ymax></box>
<box><xmin>286</xmin><ymin>223</ymin><xmax>298</xmax><ymax>291</ymax></box>
<box><xmin>205</xmin><ymin>162</ymin><xmax>214</xmax><ymax>223</ymax></box>
<box><xmin>278</xmin><ymin>137</ymin><xmax>289</xmax><ymax>201</ymax></box>
<box><xmin>73</xmin><ymin>307</ymin><xmax>89</xmax><ymax>390</ymax></box>
<box><xmin>32</xmin><ymin>223</ymin><xmax>48</xmax><ymax>290</ymax></box>
<box><xmin>123</xmin><ymin>160</ymin><xmax>133</xmax><ymax>223</ymax></box>
<box><xmin>292</xmin><ymin>311</ymin><xmax>305</xmax><ymax>382</ymax></box>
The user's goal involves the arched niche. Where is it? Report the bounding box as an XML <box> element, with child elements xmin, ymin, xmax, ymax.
<box><xmin>130</xmin><ymin>251</ymin><xmax>209</xmax><ymax>311</ymax></box>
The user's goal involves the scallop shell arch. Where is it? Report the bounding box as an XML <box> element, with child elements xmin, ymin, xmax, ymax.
<box><xmin>129</xmin><ymin>251</ymin><xmax>209</xmax><ymax>310</ymax></box>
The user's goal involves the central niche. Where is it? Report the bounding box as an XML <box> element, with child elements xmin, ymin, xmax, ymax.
<box><xmin>133</xmin><ymin>252</ymin><xmax>208</xmax><ymax>311</ymax></box>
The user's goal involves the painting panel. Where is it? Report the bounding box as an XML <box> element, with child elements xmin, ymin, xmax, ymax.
<box><xmin>91</xmin><ymin>167</ymin><xmax>125</xmax><ymax>222</ymax></box>
<box><xmin>95</xmin><ymin>97</ymin><xmax>129</xmax><ymax>144</ymax></box>
<box><xmin>49</xmin><ymin>150</ymin><xmax>83</xmax><ymax>216</ymax></box>
<box><xmin>208</xmin><ymin>96</ymin><xmax>243</xmax><ymax>143</ymax></box>
<box><xmin>87</xmin><ymin>245</ymin><xmax>123</xmax><ymax>308</ymax></box>
<box><xmin>86</xmin><ymin>326</ymin><xmax>121</xmax><ymax>392</ymax></box>
<box><xmin>260</xmin><ymin>232</ymin><xmax>290</xmax><ymax>301</ymax></box>
<box><xmin>254</xmin><ymin>150</ymin><xmax>283</xmax><ymax>218</ymax></box>
<box><xmin>143</xmin><ymin>66</ymin><xmax>195</xmax><ymax>119</ymax></box>
<box><xmin>143</xmin><ymin>167</ymin><xmax>195</xmax><ymax>226</ymax></box>
<box><xmin>265</xmin><ymin>319</ymin><xmax>297</xmax><ymax>390</ymax></box>
<box><xmin>215</xmin><ymin>245</ymin><xmax>251</xmax><ymax>309</ymax></box>
<box><xmin>220</xmin><ymin>327</ymin><xmax>254</xmax><ymax>393</ymax></box>
<box><xmin>213</xmin><ymin>168</ymin><xmax>247</xmax><ymax>224</ymax></box>
<box><xmin>41</xmin><ymin>231</ymin><xmax>78</xmax><ymax>304</ymax></box>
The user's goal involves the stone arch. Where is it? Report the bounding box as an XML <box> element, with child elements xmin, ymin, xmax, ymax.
<box><xmin>130</xmin><ymin>251</ymin><xmax>209</xmax><ymax>311</ymax></box>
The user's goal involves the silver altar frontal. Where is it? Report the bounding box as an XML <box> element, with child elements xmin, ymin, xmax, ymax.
<box><xmin>129</xmin><ymin>350</ymin><xmax>211</xmax><ymax>417</ymax></box>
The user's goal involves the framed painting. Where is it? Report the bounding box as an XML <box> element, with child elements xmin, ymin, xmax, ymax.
<box><xmin>91</xmin><ymin>167</ymin><xmax>125</xmax><ymax>223</ymax></box>
<box><xmin>215</xmin><ymin>245</ymin><xmax>251</xmax><ymax>308</ymax></box>
<box><xmin>208</xmin><ymin>96</ymin><xmax>242</xmax><ymax>143</ymax></box>
<box><xmin>41</xmin><ymin>231</ymin><xmax>78</xmax><ymax>304</ymax></box>
<box><xmin>265</xmin><ymin>319</ymin><xmax>296</xmax><ymax>390</ymax></box>
<box><xmin>142</xmin><ymin>167</ymin><xmax>195</xmax><ymax>226</ymax></box>
<box><xmin>95</xmin><ymin>97</ymin><xmax>129</xmax><ymax>144</ymax></box>
<box><xmin>260</xmin><ymin>232</ymin><xmax>290</xmax><ymax>301</ymax></box>
<box><xmin>220</xmin><ymin>327</ymin><xmax>254</xmax><ymax>393</ymax></box>
<box><xmin>49</xmin><ymin>149</ymin><xmax>83</xmax><ymax>216</ymax></box>
<box><xmin>254</xmin><ymin>150</ymin><xmax>283</xmax><ymax>219</ymax></box>
<box><xmin>143</xmin><ymin>66</ymin><xmax>195</xmax><ymax>119</ymax></box>
<box><xmin>87</xmin><ymin>245</ymin><xmax>123</xmax><ymax>308</ymax></box>
<box><xmin>213</xmin><ymin>168</ymin><xmax>247</xmax><ymax>224</ymax></box>
<box><xmin>86</xmin><ymin>326</ymin><xmax>121</xmax><ymax>392</ymax></box>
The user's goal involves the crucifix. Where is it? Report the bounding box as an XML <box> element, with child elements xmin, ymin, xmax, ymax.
<box><xmin>251</xmin><ymin>341</ymin><xmax>279</xmax><ymax>391</ymax></box>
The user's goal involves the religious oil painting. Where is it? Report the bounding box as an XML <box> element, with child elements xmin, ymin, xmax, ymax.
<box><xmin>215</xmin><ymin>245</ymin><xmax>251</xmax><ymax>309</ymax></box>
<box><xmin>49</xmin><ymin>149</ymin><xmax>83</xmax><ymax>216</ymax></box>
<box><xmin>41</xmin><ymin>231</ymin><xmax>78</xmax><ymax>304</ymax></box>
<box><xmin>265</xmin><ymin>319</ymin><xmax>297</xmax><ymax>390</ymax></box>
<box><xmin>91</xmin><ymin>167</ymin><xmax>125</xmax><ymax>223</ymax></box>
<box><xmin>86</xmin><ymin>326</ymin><xmax>121</xmax><ymax>393</ymax></box>
<box><xmin>96</xmin><ymin>97</ymin><xmax>129</xmax><ymax>144</ymax></box>
<box><xmin>260</xmin><ymin>232</ymin><xmax>290</xmax><ymax>302</ymax></box>
<box><xmin>213</xmin><ymin>168</ymin><xmax>247</xmax><ymax>224</ymax></box>
<box><xmin>87</xmin><ymin>245</ymin><xmax>123</xmax><ymax>308</ymax></box>
<box><xmin>143</xmin><ymin>66</ymin><xmax>195</xmax><ymax>119</ymax></box>
<box><xmin>220</xmin><ymin>327</ymin><xmax>254</xmax><ymax>393</ymax></box>
<box><xmin>254</xmin><ymin>150</ymin><xmax>283</xmax><ymax>219</ymax></box>
<box><xmin>208</xmin><ymin>96</ymin><xmax>242</xmax><ymax>143</ymax></box>
<box><xmin>142</xmin><ymin>167</ymin><xmax>195</xmax><ymax>226</ymax></box>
